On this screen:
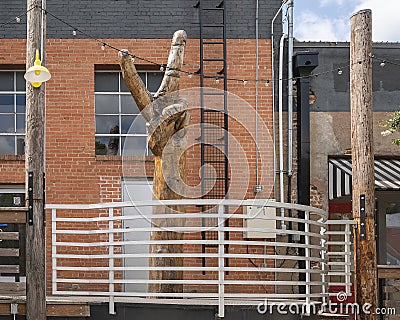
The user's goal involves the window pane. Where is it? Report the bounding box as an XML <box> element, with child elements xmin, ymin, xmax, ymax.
<box><xmin>122</xmin><ymin>115</ymin><xmax>147</xmax><ymax>134</ymax></box>
<box><xmin>123</xmin><ymin>115</ymin><xmax>146</xmax><ymax>134</ymax></box>
<box><xmin>386</xmin><ymin>212</ymin><xmax>400</xmax><ymax>265</ymax></box>
<box><xmin>0</xmin><ymin>136</ymin><xmax>14</xmax><ymax>154</ymax></box>
<box><xmin>16</xmin><ymin>114</ymin><xmax>25</xmax><ymax>133</ymax></box>
<box><xmin>138</xmin><ymin>72</ymin><xmax>146</xmax><ymax>85</ymax></box>
<box><xmin>122</xmin><ymin>136</ymin><xmax>147</xmax><ymax>156</ymax></box>
<box><xmin>95</xmin><ymin>94</ymin><xmax>119</xmax><ymax>114</ymax></box>
<box><xmin>147</xmin><ymin>72</ymin><xmax>163</xmax><ymax>92</ymax></box>
<box><xmin>95</xmin><ymin>73</ymin><xmax>118</xmax><ymax>92</ymax></box>
<box><xmin>16</xmin><ymin>72</ymin><xmax>25</xmax><ymax>91</ymax></box>
<box><xmin>121</xmin><ymin>95</ymin><xmax>139</xmax><ymax>114</ymax></box>
<box><xmin>0</xmin><ymin>73</ymin><xmax>14</xmax><ymax>91</ymax></box>
<box><xmin>0</xmin><ymin>114</ymin><xmax>14</xmax><ymax>133</ymax></box>
<box><xmin>0</xmin><ymin>95</ymin><xmax>14</xmax><ymax>113</ymax></box>
<box><xmin>96</xmin><ymin>136</ymin><xmax>120</xmax><ymax>155</ymax></box>
<box><xmin>96</xmin><ymin>115</ymin><xmax>119</xmax><ymax>134</ymax></box>
<box><xmin>16</xmin><ymin>94</ymin><xmax>26</xmax><ymax>113</ymax></box>
<box><xmin>16</xmin><ymin>136</ymin><xmax>25</xmax><ymax>155</ymax></box>
<box><xmin>121</xmin><ymin>115</ymin><xmax>134</xmax><ymax>134</ymax></box>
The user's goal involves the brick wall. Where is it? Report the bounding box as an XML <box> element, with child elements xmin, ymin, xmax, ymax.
<box><xmin>0</xmin><ymin>36</ymin><xmax>274</xmax><ymax>293</ymax></box>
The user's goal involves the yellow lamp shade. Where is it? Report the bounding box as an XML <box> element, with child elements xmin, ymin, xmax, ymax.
<box><xmin>24</xmin><ymin>50</ymin><xmax>51</xmax><ymax>88</ymax></box>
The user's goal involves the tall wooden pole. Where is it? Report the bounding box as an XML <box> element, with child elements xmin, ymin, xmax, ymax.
<box><xmin>350</xmin><ymin>9</ymin><xmax>378</xmax><ymax>319</ymax></box>
<box><xmin>25</xmin><ymin>0</ymin><xmax>46</xmax><ymax>319</ymax></box>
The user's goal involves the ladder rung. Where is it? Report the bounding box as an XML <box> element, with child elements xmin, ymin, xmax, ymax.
<box><xmin>203</xmin><ymin>109</ymin><xmax>225</xmax><ymax>113</ymax></box>
<box><xmin>203</xmin><ymin>24</ymin><xmax>224</xmax><ymax>28</ymax></box>
<box><xmin>202</xmin><ymin>8</ymin><xmax>224</xmax><ymax>11</ymax></box>
<box><xmin>202</xmin><ymin>7</ymin><xmax>224</xmax><ymax>11</ymax></box>
<box><xmin>203</xmin><ymin>75</ymin><xmax>226</xmax><ymax>79</ymax></box>
<box><xmin>203</xmin><ymin>143</ymin><xmax>225</xmax><ymax>146</ymax></box>
<box><xmin>203</xmin><ymin>160</ymin><xmax>226</xmax><ymax>163</ymax></box>
<box><xmin>203</xmin><ymin>178</ymin><xmax>229</xmax><ymax>181</ymax></box>
<box><xmin>203</xmin><ymin>41</ymin><xmax>224</xmax><ymax>45</ymax></box>
<box><xmin>203</xmin><ymin>58</ymin><xmax>224</xmax><ymax>62</ymax></box>
<box><xmin>203</xmin><ymin>92</ymin><xmax>226</xmax><ymax>96</ymax></box>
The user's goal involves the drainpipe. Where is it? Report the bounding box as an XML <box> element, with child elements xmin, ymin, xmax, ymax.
<box><xmin>287</xmin><ymin>0</ymin><xmax>294</xmax><ymax>240</ymax></box>
<box><xmin>287</xmin><ymin>0</ymin><xmax>294</xmax><ymax>181</ymax></box>
<box><xmin>271</xmin><ymin>1</ymin><xmax>286</xmax><ymax>292</ymax></box>
<box><xmin>271</xmin><ymin>1</ymin><xmax>286</xmax><ymax>201</ymax></box>
<box><xmin>278</xmin><ymin>33</ymin><xmax>287</xmax><ymax>226</ymax></box>
<box><xmin>254</xmin><ymin>0</ymin><xmax>261</xmax><ymax>193</ymax></box>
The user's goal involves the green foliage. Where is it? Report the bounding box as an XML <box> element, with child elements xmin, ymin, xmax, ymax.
<box><xmin>381</xmin><ymin>110</ymin><xmax>400</xmax><ymax>146</ymax></box>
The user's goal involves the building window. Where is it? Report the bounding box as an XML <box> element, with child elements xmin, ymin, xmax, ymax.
<box><xmin>0</xmin><ymin>71</ymin><xmax>26</xmax><ymax>155</ymax></box>
<box><xmin>95</xmin><ymin>71</ymin><xmax>163</xmax><ymax>156</ymax></box>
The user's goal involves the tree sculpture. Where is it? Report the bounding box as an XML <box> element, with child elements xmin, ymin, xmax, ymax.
<box><xmin>118</xmin><ymin>30</ymin><xmax>190</xmax><ymax>293</ymax></box>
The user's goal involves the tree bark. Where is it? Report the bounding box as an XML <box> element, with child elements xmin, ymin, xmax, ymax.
<box><xmin>119</xmin><ymin>30</ymin><xmax>189</xmax><ymax>293</ymax></box>
<box><xmin>350</xmin><ymin>10</ymin><xmax>378</xmax><ymax>319</ymax></box>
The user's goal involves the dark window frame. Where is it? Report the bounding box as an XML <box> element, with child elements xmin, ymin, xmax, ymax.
<box><xmin>0</xmin><ymin>71</ymin><xmax>26</xmax><ymax>155</ymax></box>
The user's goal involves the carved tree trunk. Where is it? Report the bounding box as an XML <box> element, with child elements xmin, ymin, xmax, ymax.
<box><xmin>118</xmin><ymin>30</ymin><xmax>189</xmax><ymax>293</ymax></box>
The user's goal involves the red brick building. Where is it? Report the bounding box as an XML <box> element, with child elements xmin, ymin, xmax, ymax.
<box><xmin>0</xmin><ymin>0</ymin><xmax>281</xmax><ymax>298</ymax></box>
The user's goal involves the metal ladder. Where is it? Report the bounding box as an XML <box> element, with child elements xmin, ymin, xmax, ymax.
<box><xmin>195</xmin><ymin>0</ymin><xmax>229</xmax><ymax>272</ymax></box>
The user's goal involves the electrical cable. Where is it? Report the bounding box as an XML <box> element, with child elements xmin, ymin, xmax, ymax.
<box><xmin>1</xmin><ymin>6</ymin><xmax>377</xmax><ymax>86</ymax></box>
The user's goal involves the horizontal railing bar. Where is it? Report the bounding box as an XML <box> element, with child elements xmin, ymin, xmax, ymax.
<box><xmin>46</xmin><ymin>199</ymin><xmax>326</xmax><ymax>217</ymax></box>
<box><xmin>54</xmin><ymin>214</ymin><xmax>326</xmax><ymax>228</ymax></box>
<box><xmin>224</xmin><ymin>281</ymin><xmax>325</xmax><ymax>286</ymax></box>
<box><xmin>325</xmin><ymin>231</ymin><xmax>352</xmax><ymax>235</ymax></box>
<box><xmin>54</xmin><ymin>266</ymin><xmax>323</xmax><ymax>274</ymax></box>
<box><xmin>327</xmin><ymin>282</ymin><xmax>353</xmax><ymax>286</ymax></box>
<box><xmin>56</xmin><ymin>278</ymin><xmax>325</xmax><ymax>286</ymax></box>
<box><xmin>54</xmin><ymin>253</ymin><xmax>324</xmax><ymax>262</ymax></box>
<box><xmin>327</xmin><ymin>262</ymin><xmax>352</xmax><ymax>266</ymax></box>
<box><xmin>326</xmin><ymin>242</ymin><xmax>352</xmax><ymax>245</ymax></box>
<box><xmin>326</xmin><ymin>252</ymin><xmax>351</xmax><ymax>256</ymax></box>
<box><xmin>327</xmin><ymin>272</ymin><xmax>352</xmax><ymax>276</ymax></box>
<box><xmin>326</xmin><ymin>220</ymin><xmax>356</xmax><ymax>225</ymax></box>
<box><xmin>52</xmin><ymin>290</ymin><xmax>328</xmax><ymax>300</ymax></box>
<box><xmin>54</xmin><ymin>227</ymin><xmax>325</xmax><ymax>239</ymax></box>
<box><xmin>57</xmin><ymin>278</ymin><xmax>219</xmax><ymax>285</ymax></box>
<box><xmin>54</xmin><ymin>239</ymin><xmax>324</xmax><ymax>251</ymax></box>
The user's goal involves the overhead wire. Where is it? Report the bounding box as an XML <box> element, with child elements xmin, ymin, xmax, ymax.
<box><xmin>1</xmin><ymin>6</ymin><xmax>396</xmax><ymax>85</ymax></box>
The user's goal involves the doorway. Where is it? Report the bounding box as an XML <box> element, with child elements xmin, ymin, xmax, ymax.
<box><xmin>121</xmin><ymin>179</ymin><xmax>153</xmax><ymax>293</ymax></box>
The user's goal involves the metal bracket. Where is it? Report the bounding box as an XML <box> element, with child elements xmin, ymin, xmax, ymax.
<box><xmin>360</xmin><ymin>194</ymin><xmax>366</xmax><ymax>240</ymax></box>
<box><xmin>28</xmin><ymin>172</ymin><xmax>33</xmax><ymax>225</ymax></box>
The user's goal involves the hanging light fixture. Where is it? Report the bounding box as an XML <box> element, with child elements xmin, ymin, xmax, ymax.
<box><xmin>24</xmin><ymin>49</ymin><xmax>51</xmax><ymax>88</ymax></box>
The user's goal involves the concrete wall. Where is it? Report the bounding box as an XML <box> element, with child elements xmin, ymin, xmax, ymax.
<box><xmin>276</xmin><ymin>42</ymin><xmax>400</xmax><ymax>211</ymax></box>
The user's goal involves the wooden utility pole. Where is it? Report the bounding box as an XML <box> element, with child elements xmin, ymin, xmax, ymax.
<box><xmin>350</xmin><ymin>9</ymin><xmax>378</xmax><ymax>319</ymax></box>
<box><xmin>25</xmin><ymin>0</ymin><xmax>46</xmax><ymax>319</ymax></box>
<box><xmin>119</xmin><ymin>30</ymin><xmax>189</xmax><ymax>293</ymax></box>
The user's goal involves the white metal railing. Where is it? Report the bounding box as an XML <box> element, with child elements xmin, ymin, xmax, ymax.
<box><xmin>48</xmin><ymin>199</ymin><xmax>353</xmax><ymax>317</ymax></box>
<box><xmin>325</xmin><ymin>219</ymin><xmax>356</xmax><ymax>300</ymax></box>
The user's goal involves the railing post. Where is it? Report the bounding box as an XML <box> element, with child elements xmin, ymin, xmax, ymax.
<box><xmin>52</xmin><ymin>209</ymin><xmax>57</xmax><ymax>295</ymax></box>
<box><xmin>217</xmin><ymin>204</ymin><xmax>225</xmax><ymax>318</ymax></box>
<box><xmin>344</xmin><ymin>222</ymin><xmax>351</xmax><ymax>294</ymax></box>
<box><xmin>304</xmin><ymin>211</ymin><xmax>311</xmax><ymax>315</ymax></box>
<box><xmin>320</xmin><ymin>224</ymin><xmax>327</xmax><ymax>312</ymax></box>
<box><xmin>108</xmin><ymin>207</ymin><xmax>115</xmax><ymax>315</ymax></box>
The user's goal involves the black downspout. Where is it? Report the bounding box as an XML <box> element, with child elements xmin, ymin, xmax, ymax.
<box><xmin>293</xmin><ymin>51</ymin><xmax>319</xmax><ymax>295</ymax></box>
